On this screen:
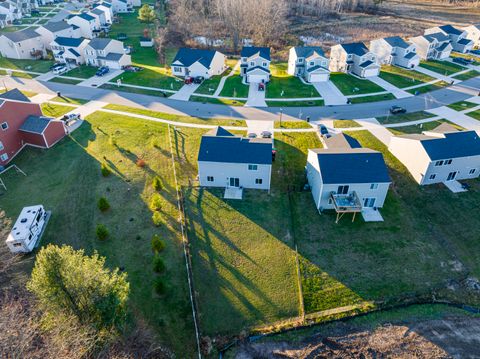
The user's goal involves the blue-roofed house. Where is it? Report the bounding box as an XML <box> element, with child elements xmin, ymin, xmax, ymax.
<box><xmin>329</xmin><ymin>42</ymin><xmax>380</xmax><ymax>78</ymax></box>
<box><xmin>51</xmin><ymin>36</ymin><xmax>89</xmax><ymax>65</ymax></box>
<box><xmin>35</xmin><ymin>21</ymin><xmax>80</xmax><ymax>50</ymax></box>
<box><xmin>409</xmin><ymin>32</ymin><xmax>453</xmax><ymax>60</ymax></box>
<box><xmin>464</xmin><ymin>24</ymin><xmax>480</xmax><ymax>48</ymax></box>
<box><xmin>84</xmin><ymin>37</ymin><xmax>131</xmax><ymax>68</ymax></box>
<box><xmin>66</xmin><ymin>12</ymin><xmax>99</xmax><ymax>39</ymax></box>
<box><xmin>388</xmin><ymin>123</ymin><xmax>480</xmax><ymax>185</ymax></box>
<box><xmin>171</xmin><ymin>48</ymin><xmax>226</xmax><ymax>79</ymax></box>
<box><xmin>288</xmin><ymin>46</ymin><xmax>330</xmax><ymax>82</ymax></box>
<box><xmin>425</xmin><ymin>25</ymin><xmax>473</xmax><ymax>53</ymax></box>
<box><xmin>306</xmin><ymin>133</ymin><xmax>391</xmax><ymax>216</ymax></box>
<box><xmin>197</xmin><ymin>127</ymin><xmax>273</xmax><ymax>190</ymax></box>
<box><xmin>240</xmin><ymin>46</ymin><xmax>271</xmax><ymax>83</ymax></box>
<box><xmin>369</xmin><ymin>36</ymin><xmax>420</xmax><ymax>69</ymax></box>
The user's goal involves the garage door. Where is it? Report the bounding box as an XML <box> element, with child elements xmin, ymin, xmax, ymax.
<box><xmin>248</xmin><ymin>74</ymin><xmax>268</xmax><ymax>83</ymax></box>
<box><xmin>310</xmin><ymin>73</ymin><xmax>329</xmax><ymax>82</ymax></box>
<box><xmin>363</xmin><ymin>68</ymin><xmax>379</xmax><ymax>78</ymax></box>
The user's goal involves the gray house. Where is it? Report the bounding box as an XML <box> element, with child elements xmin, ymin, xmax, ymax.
<box><xmin>306</xmin><ymin>133</ymin><xmax>391</xmax><ymax>219</ymax></box>
<box><xmin>197</xmin><ymin>127</ymin><xmax>273</xmax><ymax>191</ymax></box>
<box><xmin>369</xmin><ymin>36</ymin><xmax>420</xmax><ymax>69</ymax></box>
<box><xmin>287</xmin><ymin>46</ymin><xmax>330</xmax><ymax>82</ymax></box>
<box><xmin>329</xmin><ymin>42</ymin><xmax>380</xmax><ymax>78</ymax></box>
<box><xmin>425</xmin><ymin>25</ymin><xmax>473</xmax><ymax>54</ymax></box>
<box><xmin>409</xmin><ymin>33</ymin><xmax>453</xmax><ymax>60</ymax></box>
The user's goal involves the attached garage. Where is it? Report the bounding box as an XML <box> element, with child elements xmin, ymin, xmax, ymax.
<box><xmin>362</xmin><ymin>67</ymin><xmax>380</xmax><ymax>78</ymax></box>
<box><xmin>309</xmin><ymin>72</ymin><xmax>329</xmax><ymax>82</ymax></box>
<box><xmin>246</xmin><ymin>67</ymin><xmax>270</xmax><ymax>83</ymax></box>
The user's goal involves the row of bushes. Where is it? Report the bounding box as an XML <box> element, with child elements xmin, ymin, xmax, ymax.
<box><xmin>152</xmin><ymin>234</ymin><xmax>167</xmax><ymax>295</ymax></box>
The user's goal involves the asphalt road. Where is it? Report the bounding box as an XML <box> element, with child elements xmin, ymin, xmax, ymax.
<box><xmin>3</xmin><ymin>76</ymin><xmax>480</xmax><ymax>121</ymax></box>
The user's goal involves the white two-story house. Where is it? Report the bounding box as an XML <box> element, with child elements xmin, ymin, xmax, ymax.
<box><xmin>92</xmin><ymin>2</ymin><xmax>113</xmax><ymax>21</ymax></box>
<box><xmin>35</xmin><ymin>21</ymin><xmax>80</xmax><ymax>50</ymax></box>
<box><xmin>369</xmin><ymin>36</ymin><xmax>420</xmax><ymax>69</ymax></box>
<box><xmin>197</xmin><ymin>127</ymin><xmax>273</xmax><ymax>191</ymax></box>
<box><xmin>51</xmin><ymin>36</ymin><xmax>89</xmax><ymax>65</ymax></box>
<box><xmin>240</xmin><ymin>46</ymin><xmax>271</xmax><ymax>83</ymax></box>
<box><xmin>409</xmin><ymin>33</ymin><xmax>453</xmax><ymax>60</ymax></box>
<box><xmin>90</xmin><ymin>7</ymin><xmax>110</xmax><ymax>26</ymax></box>
<box><xmin>464</xmin><ymin>24</ymin><xmax>480</xmax><ymax>48</ymax></box>
<box><xmin>0</xmin><ymin>28</ymin><xmax>45</xmax><ymax>59</ymax></box>
<box><xmin>66</xmin><ymin>13</ymin><xmax>99</xmax><ymax>39</ymax></box>
<box><xmin>388</xmin><ymin>123</ymin><xmax>480</xmax><ymax>185</ymax></box>
<box><xmin>171</xmin><ymin>48</ymin><xmax>226</xmax><ymax>79</ymax></box>
<box><xmin>425</xmin><ymin>25</ymin><xmax>473</xmax><ymax>54</ymax></box>
<box><xmin>329</xmin><ymin>42</ymin><xmax>380</xmax><ymax>78</ymax></box>
<box><xmin>288</xmin><ymin>46</ymin><xmax>330</xmax><ymax>82</ymax></box>
<box><xmin>306</xmin><ymin>133</ymin><xmax>391</xmax><ymax>215</ymax></box>
<box><xmin>111</xmin><ymin>0</ymin><xmax>132</xmax><ymax>13</ymax></box>
<box><xmin>84</xmin><ymin>37</ymin><xmax>131</xmax><ymax>69</ymax></box>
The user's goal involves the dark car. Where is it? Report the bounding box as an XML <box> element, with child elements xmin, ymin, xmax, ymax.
<box><xmin>258</xmin><ymin>83</ymin><xmax>265</xmax><ymax>91</ymax></box>
<box><xmin>261</xmin><ymin>131</ymin><xmax>272</xmax><ymax>139</ymax></box>
<box><xmin>390</xmin><ymin>105</ymin><xmax>406</xmax><ymax>115</ymax></box>
<box><xmin>95</xmin><ymin>66</ymin><xmax>110</xmax><ymax>76</ymax></box>
<box><xmin>318</xmin><ymin>124</ymin><xmax>329</xmax><ymax>135</ymax></box>
<box><xmin>193</xmin><ymin>76</ymin><xmax>204</xmax><ymax>84</ymax></box>
<box><xmin>247</xmin><ymin>133</ymin><xmax>257</xmax><ymax>139</ymax></box>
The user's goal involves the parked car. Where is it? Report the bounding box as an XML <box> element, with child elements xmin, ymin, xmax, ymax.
<box><xmin>95</xmin><ymin>66</ymin><xmax>110</xmax><ymax>77</ymax></box>
<box><xmin>53</xmin><ymin>65</ymin><xmax>68</xmax><ymax>75</ymax></box>
<box><xmin>184</xmin><ymin>76</ymin><xmax>194</xmax><ymax>85</ymax></box>
<box><xmin>247</xmin><ymin>133</ymin><xmax>257</xmax><ymax>139</ymax></box>
<box><xmin>50</xmin><ymin>63</ymin><xmax>66</xmax><ymax>71</ymax></box>
<box><xmin>62</xmin><ymin>113</ymin><xmax>81</xmax><ymax>124</ymax></box>
<box><xmin>390</xmin><ymin>105</ymin><xmax>406</xmax><ymax>115</ymax></box>
<box><xmin>318</xmin><ymin>124</ymin><xmax>329</xmax><ymax>136</ymax></box>
<box><xmin>193</xmin><ymin>76</ymin><xmax>204</xmax><ymax>84</ymax></box>
<box><xmin>123</xmin><ymin>65</ymin><xmax>142</xmax><ymax>72</ymax></box>
<box><xmin>258</xmin><ymin>83</ymin><xmax>265</xmax><ymax>91</ymax></box>
<box><xmin>261</xmin><ymin>131</ymin><xmax>272</xmax><ymax>139</ymax></box>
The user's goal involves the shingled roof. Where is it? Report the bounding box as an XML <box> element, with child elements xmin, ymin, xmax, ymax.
<box><xmin>172</xmin><ymin>48</ymin><xmax>218</xmax><ymax>68</ymax></box>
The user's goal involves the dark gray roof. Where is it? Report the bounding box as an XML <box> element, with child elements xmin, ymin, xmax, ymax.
<box><xmin>88</xmin><ymin>37</ymin><xmax>113</xmax><ymax>50</ymax></box>
<box><xmin>420</xmin><ymin>131</ymin><xmax>480</xmax><ymax>161</ymax></box>
<box><xmin>198</xmin><ymin>127</ymin><xmax>272</xmax><ymax>165</ymax></box>
<box><xmin>241</xmin><ymin>46</ymin><xmax>271</xmax><ymax>61</ymax></box>
<box><xmin>404</xmin><ymin>52</ymin><xmax>418</xmax><ymax>59</ymax></box>
<box><xmin>306</xmin><ymin>64</ymin><xmax>327</xmax><ymax>73</ymax></box>
<box><xmin>424</xmin><ymin>32</ymin><xmax>450</xmax><ymax>43</ymax></box>
<box><xmin>340</xmin><ymin>42</ymin><xmax>369</xmax><ymax>56</ymax></box>
<box><xmin>458</xmin><ymin>38</ymin><xmax>473</xmax><ymax>45</ymax></box>
<box><xmin>68</xmin><ymin>48</ymin><xmax>81</xmax><ymax>57</ymax></box>
<box><xmin>53</xmin><ymin>36</ymin><xmax>86</xmax><ymax>47</ymax></box>
<box><xmin>19</xmin><ymin>116</ymin><xmax>52</xmax><ymax>134</ymax></box>
<box><xmin>172</xmin><ymin>48</ymin><xmax>218</xmax><ymax>68</ymax></box>
<box><xmin>3</xmin><ymin>28</ymin><xmax>41</xmax><ymax>42</ymax></box>
<box><xmin>314</xmin><ymin>150</ymin><xmax>391</xmax><ymax>184</ymax></box>
<box><xmin>437</xmin><ymin>42</ymin><xmax>451</xmax><ymax>52</ymax></box>
<box><xmin>383</xmin><ymin>36</ymin><xmax>409</xmax><ymax>49</ymax></box>
<box><xmin>98</xmin><ymin>52</ymin><xmax>123</xmax><ymax>61</ymax></box>
<box><xmin>439</xmin><ymin>25</ymin><xmax>463</xmax><ymax>35</ymax></box>
<box><xmin>78</xmin><ymin>12</ymin><xmax>95</xmax><ymax>21</ymax></box>
<box><xmin>359</xmin><ymin>60</ymin><xmax>376</xmax><ymax>68</ymax></box>
<box><xmin>246</xmin><ymin>65</ymin><xmax>270</xmax><ymax>74</ymax></box>
<box><xmin>324</xmin><ymin>133</ymin><xmax>362</xmax><ymax>150</ymax></box>
<box><xmin>91</xmin><ymin>8</ymin><xmax>104</xmax><ymax>15</ymax></box>
<box><xmin>293</xmin><ymin>46</ymin><xmax>325</xmax><ymax>58</ymax></box>
<box><xmin>42</xmin><ymin>21</ymin><xmax>71</xmax><ymax>33</ymax></box>
<box><xmin>0</xmin><ymin>88</ymin><xmax>30</xmax><ymax>102</ymax></box>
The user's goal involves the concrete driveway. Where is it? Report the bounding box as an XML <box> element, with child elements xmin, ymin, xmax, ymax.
<box><xmin>369</xmin><ymin>76</ymin><xmax>412</xmax><ymax>99</ymax></box>
<box><xmin>169</xmin><ymin>83</ymin><xmax>201</xmax><ymax>101</ymax></box>
<box><xmin>245</xmin><ymin>119</ymin><xmax>273</xmax><ymax>138</ymax></box>
<box><xmin>246</xmin><ymin>82</ymin><xmax>267</xmax><ymax>107</ymax></box>
<box><xmin>312</xmin><ymin>81</ymin><xmax>347</xmax><ymax>106</ymax></box>
<box><xmin>78</xmin><ymin>69</ymin><xmax>123</xmax><ymax>87</ymax></box>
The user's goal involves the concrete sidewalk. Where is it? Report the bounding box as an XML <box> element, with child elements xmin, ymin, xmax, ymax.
<box><xmin>427</xmin><ymin>106</ymin><xmax>480</xmax><ymax>132</ymax></box>
<box><xmin>313</xmin><ymin>81</ymin><xmax>347</xmax><ymax>105</ymax></box>
<box><xmin>169</xmin><ymin>83</ymin><xmax>200</xmax><ymax>101</ymax></box>
<box><xmin>369</xmin><ymin>76</ymin><xmax>412</xmax><ymax>99</ymax></box>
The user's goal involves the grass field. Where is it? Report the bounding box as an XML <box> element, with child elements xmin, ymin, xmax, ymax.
<box><xmin>388</xmin><ymin>119</ymin><xmax>463</xmax><ymax>135</ymax></box>
<box><xmin>194</xmin><ymin>75</ymin><xmax>225</xmax><ymax>95</ymax></box>
<box><xmin>0</xmin><ymin>88</ymin><xmax>36</xmax><ymax>97</ymax></box>
<box><xmin>447</xmin><ymin>101</ymin><xmax>478</xmax><ymax>112</ymax></box>
<box><xmin>450</xmin><ymin>52</ymin><xmax>480</xmax><ymax>66</ymax></box>
<box><xmin>0</xmin><ymin>57</ymin><xmax>53</xmax><ymax>73</ymax></box>
<box><xmin>334</xmin><ymin>120</ymin><xmax>361</xmax><ymax>128</ymax></box>
<box><xmin>379</xmin><ymin>65</ymin><xmax>435</xmax><ymax>88</ymax></box>
<box><xmin>419</xmin><ymin>60</ymin><xmax>466</xmax><ymax>76</ymax></box>
<box><xmin>189</xmin><ymin>96</ymin><xmax>245</xmax><ymax>106</ymax></box>
<box><xmin>266</xmin><ymin>76</ymin><xmax>320</xmax><ymax>99</ymax></box>
<box><xmin>376</xmin><ymin>110</ymin><xmax>436</xmax><ymax>124</ymax></box>
<box><xmin>49</xmin><ymin>77</ymin><xmax>82</xmax><ymax>85</ymax></box>
<box><xmin>466</xmin><ymin>109</ymin><xmax>480</xmax><ymax>121</ymax></box>
<box><xmin>64</xmin><ymin>66</ymin><xmax>98</xmax><ymax>79</ymax></box>
<box><xmin>219</xmin><ymin>76</ymin><xmax>249</xmax><ymax>98</ymax></box>
<box><xmin>330</xmin><ymin>73</ymin><xmax>385</xmax><ymax>96</ymax></box>
<box><xmin>349</xmin><ymin>93</ymin><xmax>396</xmax><ymax>104</ymax></box>
<box><xmin>407</xmin><ymin>81</ymin><xmax>448</xmax><ymax>95</ymax></box>
<box><xmin>267</xmin><ymin>99</ymin><xmax>324</xmax><ymax>107</ymax></box>
<box><xmin>453</xmin><ymin>70</ymin><xmax>480</xmax><ymax>81</ymax></box>
<box><xmin>274</xmin><ymin>120</ymin><xmax>312</xmax><ymax>129</ymax></box>
<box><xmin>50</xmin><ymin>96</ymin><xmax>88</xmax><ymax>105</ymax></box>
<box><xmin>40</xmin><ymin>103</ymin><xmax>76</xmax><ymax>118</ymax></box>
<box><xmin>0</xmin><ymin>69</ymin><xmax>36</xmax><ymax>79</ymax></box>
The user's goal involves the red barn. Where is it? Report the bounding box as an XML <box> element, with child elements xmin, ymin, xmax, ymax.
<box><xmin>0</xmin><ymin>89</ymin><xmax>67</xmax><ymax>167</ymax></box>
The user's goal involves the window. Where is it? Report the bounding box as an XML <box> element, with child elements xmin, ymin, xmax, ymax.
<box><xmin>429</xmin><ymin>174</ymin><xmax>436</xmax><ymax>180</ymax></box>
<box><xmin>444</xmin><ymin>159</ymin><xmax>452</xmax><ymax>165</ymax></box>
<box><xmin>469</xmin><ymin>169</ymin><xmax>476</xmax><ymax>175</ymax></box>
<box><xmin>248</xmin><ymin>164</ymin><xmax>258</xmax><ymax>171</ymax></box>
<box><xmin>434</xmin><ymin>160</ymin><xmax>444</xmax><ymax>166</ymax></box>
<box><xmin>250</xmin><ymin>61</ymin><xmax>255</xmax><ymax>66</ymax></box>
<box><xmin>310</xmin><ymin>61</ymin><xmax>314</xmax><ymax>66</ymax></box>
<box><xmin>13</xmin><ymin>243</ymin><xmax>22</xmax><ymax>247</ymax></box>
<box><xmin>262</xmin><ymin>62</ymin><xmax>267</xmax><ymax>67</ymax></box>
<box><xmin>370</xmin><ymin>183</ymin><xmax>378</xmax><ymax>190</ymax></box>
<box><xmin>0</xmin><ymin>141</ymin><xmax>3</xmax><ymax>151</ymax></box>
<box><xmin>337</xmin><ymin>185</ymin><xmax>349</xmax><ymax>195</ymax></box>
<box><xmin>1</xmin><ymin>122</ymin><xmax>8</xmax><ymax>131</ymax></box>
<box><xmin>255</xmin><ymin>178</ymin><xmax>263</xmax><ymax>184</ymax></box>
<box><xmin>0</xmin><ymin>153</ymin><xmax>8</xmax><ymax>162</ymax></box>
<box><xmin>298</xmin><ymin>58</ymin><xmax>303</xmax><ymax>63</ymax></box>
<box><xmin>173</xmin><ymin>66</ymin><xmax>182</xmax><ymax>72</ymax></box>
<box><xmin>207</xmin><ymin>176</ymin><xmax>214</xmax><ymax>182</ymax></box>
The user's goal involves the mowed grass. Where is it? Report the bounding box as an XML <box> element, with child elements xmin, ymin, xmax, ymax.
<box><xmin>466</xmin><ymin>109</ymin><xmax>480</xmax><ymax>121</ymax></box>
<box><xmin>40</xmin><ymin>103</ymin><xmax>76</xmax><ymax>118</ymax></box>
<box><xmin>0</xmin><ymin>112</ymin><xmax>198</xmax><ymax>355</ymax></box>
<box><xmin>219</xmin><ymin>75</ymin><xmax>249</xmax><ymax>98</ymax></box>
<box><xmin>50</xmin><ymin>96</ymin><xmax>88</xmax><ymax>105</ymax></box>
<box><xmin>349</xmin><ymin>93</ymin><xmax>396</xmax><ymax>104</ymax></box>
<box><xmin>388</xmin><ymin>119</ymin><xmax>463</xmax><ymax>135</ymax></box>
<box><xmin>189</xmin><ymin>96</ymin><xmax>245</xmax><ymax>106</ymax></box>
<box><xmin>330</xmin><ymin>73</ymin><xmax>384</xmax><ymax>96</ymax></box>
<box><xmin>407</xmin><ymin>81</ymin><xmax>449</xmax><ymax>94</ymax></box>
<box><xmin>447</xmin><ymin>101</ymin><xmax>478</xmax><ymax>112</ymax></box>
<box><xmin>274</xmin><ymin>120</ymin><xmax>312</xmax><ymax>129</ymax></box>
<box><xmin>419</xmin><ymin>60</ymin><xmax>466</xmax><ymax>75</ymax></box>
<box><xmin>333</xmin><ymin>120</ymin><xmax>361</xmax><ymax>128</ymax></box>
<box><xmin>453</xmin><ymin>70</ymin><xmax>480</xmax><ymax>81</ymax></box>
<box><xmin>266</xmin><ymin>76</ymin><xmax>320</xmax><ymax>99</ymax></box>
<box><xmin>64</xmin><ymin>65</ymin><xmax>98</xmax><ymax>79</ymax></box>
<box><xmin>376</xmin><ymin>110</ymin><xmax>436</xmax><ymax>124</ymax></box>
<box><xmin>450</xmin><ymin>52</ymin><xmax>480</xmax><ymax>66</ymax></box>
<box><xmin>194</xmin><ymin>75</ymin><xmax>223</xmax><ymax>95</ymax></box>
<box><xmin>0</xmin><ymin>57</ymin><xmax>53</xmax><ymax>73</ymax></box>
<box><xmin>49</xmin><ymin>77</ymin><xmax>82</xmax><ymax>85</ymax></box>
<box><xmin>267</xmin><ymin>99</ymin><xmax>324</xmax><ymax>107</ymax></box>
<box><xmin>379</xmin><ymin>65</ymin><xmax>435</xmax><ymax>88</ymax></box>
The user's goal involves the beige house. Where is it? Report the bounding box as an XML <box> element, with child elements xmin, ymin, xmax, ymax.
<box><xmin>0</xmin><ymin>28</ymin><xmax>45</xmax><ymax>59</ymax></box>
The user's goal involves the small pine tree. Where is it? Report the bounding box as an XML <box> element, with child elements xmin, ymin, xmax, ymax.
<box><xmin>153</xmin><ymin>277</ymin><xmax>166</xmax><ymax>295</ymax></box>
<box><xmin>98</xmin><ymin>197</ymin><xmax>110</xmax><ymax>212</ymax></box>
<box><xmin>101</xmin><ymin>163</ymin><xmax>111</xmax><ymax>177</ymax></box>
<box><xmin>152</xmin><ymin>211</ymin><xmax>162</xmax><ymax>227</ymax></box>
<box><xmin>153</xmin><ymin>255</ymin><xmax>165</xmax><ymax>273</ymax></box>
<box><xmin>149</xmin><ymin>193</ymin><xmax>162</xmax><ymax>211</ymax></box>
<box><xmin>151</xmin><ymin>234</ymin><xmax>165</xmax><ymax>253</ymax></box>
<box><xmin>152</xmin><ymin>176</ymin><xmax>162</xmax><ymax>191</ymax></box>
<box><xmin>96</xmin><ymin>224</ymin><xmax>109</xmax><ymax>240</ymax></box>
<box><xmin>138</xmin><ymin>4</ymin><xmax>156</xmax><ymax>23</ymax></box>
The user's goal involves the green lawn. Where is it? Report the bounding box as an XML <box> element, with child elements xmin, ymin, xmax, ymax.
<box><xmin>447</xmin><ymin>101</ymin><xmax>478</xmax><ymax>112</ymax></box>
<box><xmin>0</xmin><ymin>57</ymin><xmax>53</xmax><ymax>73</ymax></box>
<box><xmin>0</xmin><ymin>88</ymin><xmax>36</xmax><ymax>97</ymax></box>
<box><xmin>388</xmin><ymin>119</ymin><xmax>463</xmax><ymax>135</ymax></box>
<box><xmin>0</xmin><ymin>69</ymin><xmax>36</xmax><ymax>79</ymax></box>
<box><xmin>274</xmin><ymin>120</ymin><xmax>312</xmax><ymax>129</ymax></box>
<box><xmin>189</xmin><ymin>95</ymin><xmax>245</xmax><ymax>106</ymax></box>
<box><xmin>40</xmin><ymin>103</ymin><xmax>76</xmax><ymax>118</ymax></box>
<box><xmin>50</xmin><ymin>96</ymin><xmax>88</xmax><ymax>105</ymax></box>
<box><xmin>407</xmin><ymin>81</ymin><xmax>449</xmax><ymax>95</ymax></box>
<box><xmin>219</xmin><ymin>76</ymin><xmax>249</xmax><ymax>98</ymax></box>
<box><xmin>330</xmin><ymin>73</ymin><xmax>385</xmax><ymax>96</ymax></box>
<box><xmin>419</xmin><ymin>60</ymin><xmax>466</xmax><ymax>76</ymax></box>
<box><xmin>266</xmin><ymin>76</ymin><xmax>320</xmax><ymax>99</ymax></box>
<box><xmin>100</xmin><ymin>83</ymin><xmax>171</xmax><ymax>97</ymax></box>
<box><xmin>349</xmin><ymin>93</ymin><xmax>396</xmax><ymax>104</ymax></box>
<box><xmin>267</xmin><ymin>99</ymin><xmax>324</xmax><ymax>107</ymax></box>
<box><xmin>194</xmin><ymin>75</ymin><xmax>223</xmax><ymax>95</ymax></box>
<box><xmin>0</xmin><ymin>112</ymin><xmax>199</xmax><ymax>356</ymax></box>
<box><xmin>376</xmin><ymin>110</ymin><xmax>436</xmax><ymax>125</ymax></box>
<box><xmin>49</xmin><ymin>77</ymin><xmax>82</xmax><ymax>85</ymax></box>
<box><xmin>113</xmin><ymin>69</ymin><xmax>184</xmax><ymax>91</ymax></box>
<box><xmin>333</xmin><ymin>120</ymin><xmax>361</xmax><ymax>128</ymax></box>
<box><xmin>102</xmin><ymin>104</ymin><xmax>247</xmax><ymax>127</ymax></box>
<box><xmin>450</xmin><ymin>52</ymin><xmax>480</xmax><ymax>66</ymax></box>
<box><xmin>379</xmin><ymin>65</ymin><xmax>435</xmax><ymax>88</ymax></box>
<box><xmin>453</xmin><ymin>70</ymin><xmax>480</xmax><ymax>81</ymax></box>
<box><xmin>64</xmin><ymin>66</ymin><xmax>98</xmax><ymax>79</ymax></box>
<box><xmin>466</xmin><ymin>109</ymin><xmax>480</xmax><ymax>121</ymax></box>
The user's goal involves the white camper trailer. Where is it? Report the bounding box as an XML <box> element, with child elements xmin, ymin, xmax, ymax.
<box><xmin>5</xmin><ymin>205</ymin><xmax>47</xmax><ymax>253</ymax></box>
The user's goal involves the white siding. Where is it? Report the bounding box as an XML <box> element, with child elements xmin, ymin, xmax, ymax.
<box><xmin>198</xmin><ymin>161</ymin><xmax>271</xmax><ymax>190</ymax></box>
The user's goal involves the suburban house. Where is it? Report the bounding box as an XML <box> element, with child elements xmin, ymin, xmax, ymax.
<box><xmin>369</xmin><ymin>36</ymin><xmax>420</xmax><ymax>69</ymax></box>
<box><xmin>171</xmin><ymin>48</ymin><xmax>226</xmax><ymax>79</ymax></box>
<box><xmin>197</xmin><ymin>127</ymin><xmax>273</xmax><ymax>191</ymax></box>
<box><xmin>388</xmin><ymin>123</ymin><xmax>480</xmax><ymax>185</ymax></box>
<box><xmin>306</xmin><ymin>133</ymin><xmax>391</xmax><ymax>218</ymax></box>
<box><xmin>0</xmin><ymin>1</ymin><xmax>19</xmax><ymax>25</ymax></box>
<box><xmin>287</xmin><ymin>46</ymin><xmax>330</xmax><ymax>82</ymax></box>
<box><xmin>90</xmin><ymin>7</ymin><xmax>111</xmax><ymax>26</ymax></box>
<box><xmin>240</xmin><ymin>46</ymin><xmax>271</xmax><ymax>83</ymax></box>
<box><xmin>51</xmin><ymin>37</ymin><xmax>89</xmax><ymax>65</ymax></box>
<box><xmin>0</xmin><ymin>14</ymin><xmax>9</xmax><ymax>28</ymax></box>
<box><xmin>92</xmin><ymin>2</ymin><xmax>113</xmax><ymax>21</ymax></box>
<box><xmin>0</xmin><ymin>89</ymin><xmax>67</xmax><ymax>167</ymax></box>
<box><xmin>409</xmin><ymin>33</ymin><xmax>453</xmax><ymax>60</ymax></box>
<box><xmin>425</xmin><ymin>25</ymin><xmax>474</xmax><ymax>53</ymax></box>
<box><xmin>35</xmin><ymin>21</ymin><xmax>80</xmax><ymax>50</ymax></box>
<box><xmin>0</xmin><ymin>28</ymin><xmax>45</xmax><ymax>59</ymax></box>
<box><xmin>329</xmin><ymin>42</ymin><xmax>380</xmax><ymax>78</ymax></box>
<box><xmin>66</xmin><ymin>13</ymin><xmax>99</xmax><ymax>39</ymax></box>
<box><xmin>464</xmin><ymin>24</ymin><xmax>480</xmax><ymax>48</ymax></box>
<box><xmin>110</xmin><ymin>0</ymin><xmax>131</xmax><ymax>13</ymax></box>
<box><xmin>84</xmin><ymin>37</ymin><xmax>131</xmax><ymax>69</ymax></box>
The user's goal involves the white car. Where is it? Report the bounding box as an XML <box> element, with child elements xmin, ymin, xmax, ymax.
<box><xmin>63</xmin><ymin>113</ymin><xmax>81</xmax><ymax>124</ymax></box>
<box><xmin>53</xmin><ymin>66</ymin><xmax>68</xmax><ymax>75</ymax></box>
